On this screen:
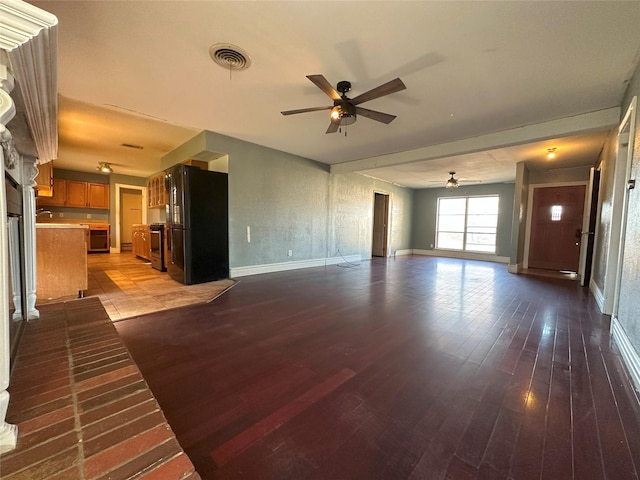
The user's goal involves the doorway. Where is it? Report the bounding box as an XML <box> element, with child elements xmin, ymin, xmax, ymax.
<box><xmin>114</xmin><ymin>183</ymin><xmax>147</xmax><ymax>253</ymax></box>
<box><xmin>372</xmin><ymin>193</ymin><xmax>389</xmax><ymax>257</ymax></box>
<box><xmin>120</xmin><ymin>189</ymin><xmax>143</xmax><ymax>251</ymax></box>
<box><xmin>601</xmin><ymin>97</ymin><xmax>637</xmax><ymax>314</ymax></box>
<box><xmin>528</xmin><ymin>184</ymin><xmax>586</xmax><ymax>272</ymax></box>
<box><xmin>579</xmin><ymin>168</ymin><xmax>600</xmax><ymax>286</ymax></box>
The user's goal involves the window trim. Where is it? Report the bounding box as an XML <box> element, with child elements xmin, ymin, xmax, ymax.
<box><xmin>435</xmin><ymin>195</ymin><xmax>500</xmax><ymax>254</ymax></box>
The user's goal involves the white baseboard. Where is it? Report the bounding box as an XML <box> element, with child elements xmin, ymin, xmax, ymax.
<box><xmin>611</xmin><ymin>317</ymin><xmax>640</xmax><ymax>395</ymax></box>
<box><xmin>590</xmin><ymin>278</ymin><xmax>605</xmax><ymax>313</ymax></box>
<box><xmin>508</xmin><ymin>263</ymin><xmax>522</xmax><ymax>274</ymax></box>
<box><xmin>412</xmin><ymin>249</ymin><xmax>509</xmax><ymax>264</ymax></box>
<box><xmin>110</xmin><ymin>247</ymin><xmax>120</xmax><ymax>254</ymax></box>
<box><xmin>393</xmin><ymin>249</ymin><xmax>413</xmax><ymax>256</ymax></box>
<box><xmin>230</xmin><ymin>255</ymin><xmax>362</xmax><ymax>278</ymax></box>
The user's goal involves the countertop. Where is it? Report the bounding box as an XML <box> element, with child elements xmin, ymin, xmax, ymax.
<box><xmin>36</xmin><ymin>223</ymin><xmax>88</xmax><ymax>229</ymax></box>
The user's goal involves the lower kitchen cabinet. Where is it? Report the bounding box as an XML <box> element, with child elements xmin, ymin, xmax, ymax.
<box><xmin>132</xmin><ymin>224</ymin><xmax>151</xmax><ymax>260</ymax></box>
<box><xmin>84</xmin><ymin>224</ymin><xmax>110</xmax><ymax>252</ymax></box>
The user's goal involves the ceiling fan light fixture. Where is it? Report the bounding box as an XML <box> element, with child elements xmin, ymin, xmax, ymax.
<box><xmin>97</xmin><ymin>162</ymin><xmax>113</xmax><ymax>174</ymax></box>
<box><xmin>330</xmin><ymin>105</ymin><xmax>342</xmax><ymax>122</ymax></box>
<box><xmin>445</xmin><ymin>171</ymin><xmax>459</xmax><ymax>189</ymax></box>
<box><xmin>339</xmin><ymin>113</ymin><xmax>357</xmax><ymax>126</ymax></box>
<box><xmin>547</xmin><ymin>147</ymin><xmax>557</xmax><ymax>159</ymax></box>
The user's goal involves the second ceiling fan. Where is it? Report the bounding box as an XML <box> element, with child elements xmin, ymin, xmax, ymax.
<box><xmin>281</xmin><ymin>74</ymin><xmax>406</xmax><ymax>134</ymax></box>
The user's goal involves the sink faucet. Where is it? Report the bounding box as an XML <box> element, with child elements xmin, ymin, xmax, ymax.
<box><xmin>36</xmin><ymin>208</ymin><xmax>53</xmax><ymax>218</ymax></box>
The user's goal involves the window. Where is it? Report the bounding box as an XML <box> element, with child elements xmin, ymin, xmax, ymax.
<box><xmin>436</xmin><ymin>195</ymin><xmax>499</xmax><ymax>253</ymax></box>
<box><xmin>551</xmin><ymin>205</ymin><xmax>562</xmax><ymax>221</ymax></box>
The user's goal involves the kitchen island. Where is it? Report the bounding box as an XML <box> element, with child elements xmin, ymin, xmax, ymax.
<box><xmin>36</xmin><ymin>224</ymin><xmax>88</xmax><ymax>301</ymax></box>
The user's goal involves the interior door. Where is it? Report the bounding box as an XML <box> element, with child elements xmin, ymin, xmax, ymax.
<box><xmin>580</xmin><ymin>169</ymin><xmax>601</xmax><ymax>286</ymax></box>
<box><xmin>120</xmin><ymin>189</ymin><xmax>142</xmax><ymax>245</ymax></box>
<box><xmin>528</xmin><ymin>185</ymin><xmax>586</xmax><ymax>271</ymax></box>
<box><xmin>372</xmin><ymin>193</ymin><xmax>389</xmax><ymax>257</ymax></box>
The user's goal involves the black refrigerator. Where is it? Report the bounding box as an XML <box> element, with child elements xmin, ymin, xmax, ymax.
<box><xmin>167</xmin><ymin>164</ymin><xmax>229</xmax><ymax>285</ymax></box>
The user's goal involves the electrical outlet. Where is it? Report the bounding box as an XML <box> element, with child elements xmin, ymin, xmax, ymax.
<box><xmin>59</xmin><ymin>212</ymin><xmax>64</xmax><ymax>218</ymax></box>
<box><xmin>288</xmin><ymin>250</ymin><xmax>292</xmax><ymax>257</ymax></box>
<box><xmin>86</xmin><ymin>214</ymin><xmax>92</xmax><ymax>219</ymax></box>
<box><xmin>247</xmin><ymin>225</ymin><xmax>251</xmax><ymax>243</ymax></box>
<box><xmin>430</xmin><ymin>243</ymin><xmax>434</xmax><ymax>248</ymax></box>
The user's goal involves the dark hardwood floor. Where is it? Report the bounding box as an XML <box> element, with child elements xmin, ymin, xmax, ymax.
<box><xmin>115</xmin><ymin>256</ymin><xmax>640</xmax><ymax>480</ymax></box>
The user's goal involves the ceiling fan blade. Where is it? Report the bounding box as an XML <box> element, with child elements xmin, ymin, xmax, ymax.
<box><xmin>351</xmin><ymin>78</ymin><xmax>406</xmax><ymax>105</ymax></box>
<box><xmin>355</xmin><ymin>107</ymin><xmax>396</xmax><ymax>124</ymax></box>
<box><xmin>281</xmin><ymin>106</ymin><xmax>331</xmax><ymax>116</ymax></box>
<box><xmin>326</xmin><ymin>122</ymin><xmax>339</xmax><ymax>134</ymax></box>
<box><xmin>307</xmin><ymin>75</ymin><xmax>341</xmax><ymax>101</ymax></box>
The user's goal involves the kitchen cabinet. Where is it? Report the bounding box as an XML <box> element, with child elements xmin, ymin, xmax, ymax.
<box><xmin>147</xmin><ymin>173</ymin><xmax>166</xmax><ymax>208</ymax></box>
<box><xmin>88</xmin><ymin>183</ymin><xmax>109</xmax><ymax>209</ymax></box>
<box><xmin>65</xmin><ymin>181</ymin><xmax>88</xmax><ymax>207</ymax></box>
<box><xmin>36</xmin><ymin>224</ymin><xmax>88</xmax><ymax>300</ymax></box>
<box><xmin>183</xmin><ymin>159</ymin><xmax>208</xmax><ymax>169</ymax></box>
<box><xmin>132</xmin><ymin>224</ymin><xmax>151</xmax><ymax>260</ymax></box>
<box><xmin>37</xmin><ymin>178</ymin><xmax>66</xmax><ymax>206</ymax></box>
<box><xmin>36</xmin><ymin>179</ymin><xmax>109</xmax><ymax>209</ymax></box>
<box><xmin>35</xmin><ymin>161</ymin><xmax>54</xmax><ymax>197</ymax></box>
<box><xmin>85</xmin><ymin>224</ymin><xmax>110</xmax><ymax>252</ymax></box>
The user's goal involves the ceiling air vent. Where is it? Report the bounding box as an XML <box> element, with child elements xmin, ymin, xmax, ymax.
<box><xmin>209</xmin><ymin>43</ymin><xmax>251</xmax><ymax>71</ymax></box>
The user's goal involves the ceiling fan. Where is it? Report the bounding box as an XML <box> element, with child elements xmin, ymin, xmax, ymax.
<box><xmin>429</xmin><ymin>172</ymin><xmax>483</xmax><ymax>188</ymax></box>
<box><xmin>281</xmin><ymin>74</ymin><xmax>406</xmax><ymax>134</ymax></box>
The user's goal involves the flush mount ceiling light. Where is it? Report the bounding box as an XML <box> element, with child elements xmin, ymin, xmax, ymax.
<box><xmin>97</xmin><ymin>162</ymin><xmax>113</xmax><ymax>174</ymax></box>
<box><xmin>547</xmin><ymin>147</ymin><xmax>557</xmax><ymax>159</ymax></box>
<box><xmin>445</xmin><ymin>171</ymin><xmax>459</xmax><ymax>189</ymax></box>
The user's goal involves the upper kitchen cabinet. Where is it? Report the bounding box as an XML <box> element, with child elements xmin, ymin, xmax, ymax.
<box><xmin>37</xmin><ymin>179</ymin><xmax>109</xmax><ymax>209</ymax></box>
<box><xmin>37</xmin><ymin>178</ymin><xmax>66</xmax><ymax>206</ymax></box>
<box><xmin>66</xmin><ymin>180</ymin><xmax>88</xmax><ymax>207</ymax></box>
<box><xmin>146</xmin><ymin>161</ymin><xmax>208</xmax><ymax>209</ymax></box>
<box><xmin>147</xmin><ymin>173</ymin><xmax>166</xmax><ymax>208</ymax></box>
<box><xmin>34</xmin><ymin>161</ymin><xmax>54</xmax><ymax>197</ymax></box>
<box><xmin>88</xmin><ymin>183</ymin><xmax>109</xmax><ymax>209</ymax></box>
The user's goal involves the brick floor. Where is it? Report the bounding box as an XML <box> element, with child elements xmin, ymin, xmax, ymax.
<box><xmin>0</xmin><ymin>296</ymin><xmax>201</xmax><ymax>480</ymax></box>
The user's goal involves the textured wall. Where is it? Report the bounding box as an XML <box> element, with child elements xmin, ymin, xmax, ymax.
<box><xmin>411</xmin><ymin>182</ymin><xmax>515</xmax><ymax>257</ymax></box>
<box><xmin>327</xmin><ymin>174</ymin><xmax>413</xmax><ymax>260</ymax></box>
<box><xmin>616</xmin><ymin>95</ymin><xmax>640</xmax><ymax>355</ymax></box>
<box><xmin>178</xmin><ymin>130</ymin><xmax>414</xmax><ymax>268</ymax></box>
<box><xmin>227</xmin><ymin>139</ymin><xmax>330</xmax><ymax>267</ymax></box>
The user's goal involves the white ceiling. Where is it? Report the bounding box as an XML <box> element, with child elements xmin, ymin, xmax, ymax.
<box><xmin>29</xmin><ymin>0</ymin><xmax>640</xmax><ymax>187</ymax></box>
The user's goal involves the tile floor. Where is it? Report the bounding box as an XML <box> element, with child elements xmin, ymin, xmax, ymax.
<box><xmin>37</xmin><ymin>252</ymin><xmax>236</xmax><ymax>321</ymax></box>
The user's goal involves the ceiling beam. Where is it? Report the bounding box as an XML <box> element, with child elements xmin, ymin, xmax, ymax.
<box><xmin>330</xmin><ymin>107</ymin><xmax>620</xmax><ymax>174</ymax></box>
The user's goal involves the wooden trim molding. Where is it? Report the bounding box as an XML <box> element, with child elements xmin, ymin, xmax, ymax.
<box><xmin>611</xmin><ymin>317</ymin><xmax>640</xmax><ymax>396</ymax></box>
<box><xmin>0</xmin><ymin>0</ymin><xmax>58</xmax><ymax>163</ymax></box>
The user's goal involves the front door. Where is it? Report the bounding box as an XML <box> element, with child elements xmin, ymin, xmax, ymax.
<box><xmin>528</xmin><ymin>185</ymin><xmax>586</xmax><ymax>272</ymax></box>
